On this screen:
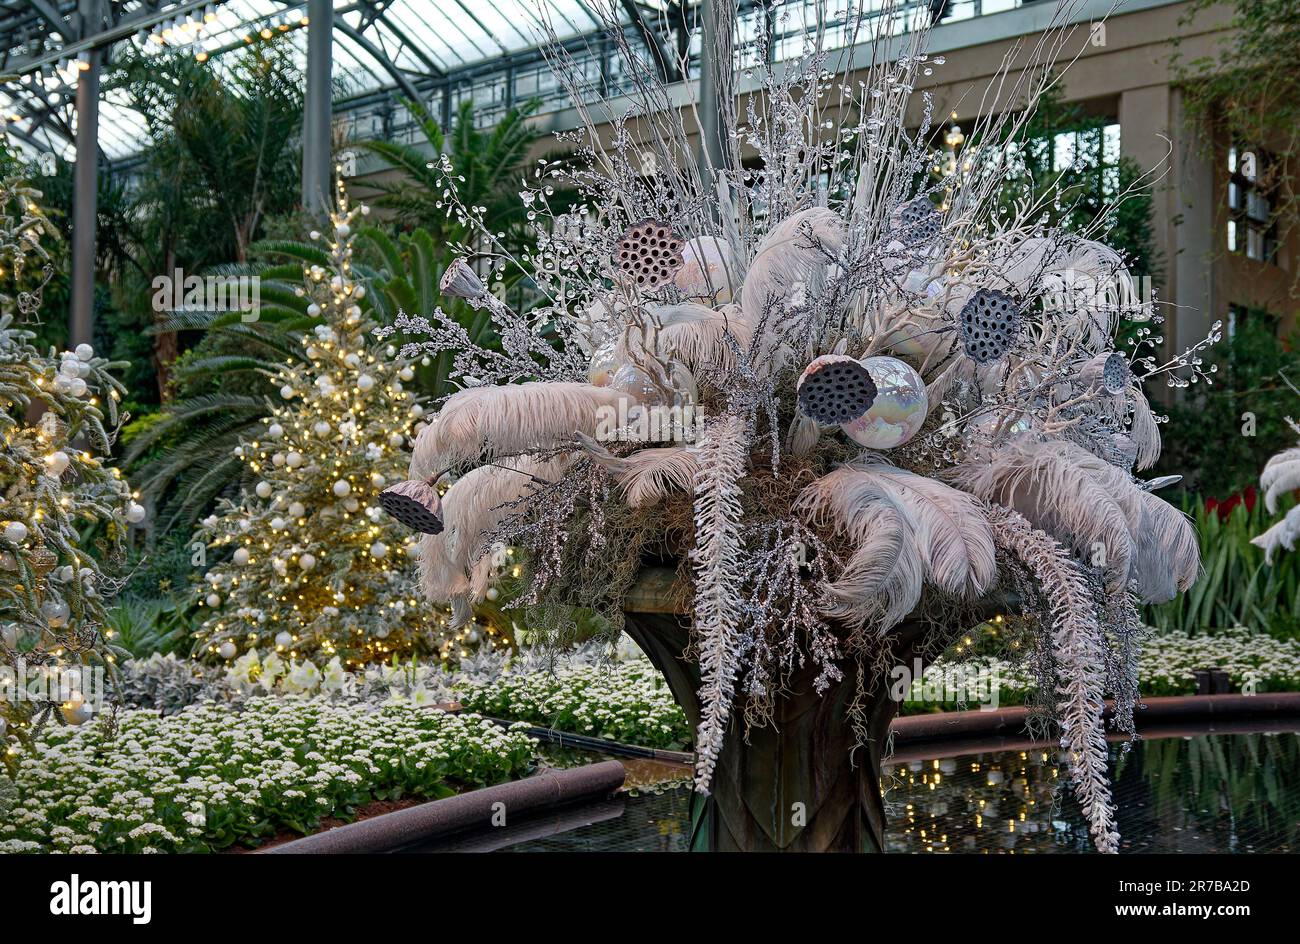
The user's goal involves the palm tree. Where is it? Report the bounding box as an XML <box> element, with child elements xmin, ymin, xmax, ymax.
<box><xmin>356</xmin><ymin>97</ymin><xmax>543</xmax><ymax>245</ymax></box>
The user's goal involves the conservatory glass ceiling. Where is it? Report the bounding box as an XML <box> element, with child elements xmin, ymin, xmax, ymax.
<box><xmin>0</xmin><ymin>0</ymin><xmax>1025</xmax><ymax>164</ymax></box>
<box><xmin>0</xmin><ymin>0</ymin><xmax>629</xmax><ymax>161</ymax></box>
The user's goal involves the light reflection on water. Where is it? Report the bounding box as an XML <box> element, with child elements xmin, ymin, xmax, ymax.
<box><xmin>480</xmin><ymin>728</ymin><xmax>1300</xmax><ymax>853</ymax></box>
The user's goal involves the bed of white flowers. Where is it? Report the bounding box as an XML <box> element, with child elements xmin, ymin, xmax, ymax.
<box><xmin>457</xmin><ymin>663</ymin><xmax>691</xmax><ymax>749</ymax></box>
<box><xmin>902</xmin><ymin>628</ymin><xmax>1300</xmax><ymax>712</ymax></box>
<box><xmin>0</xmin><ymin>700</ymin><xmax>534</xmax><ymax>854</ymax></box>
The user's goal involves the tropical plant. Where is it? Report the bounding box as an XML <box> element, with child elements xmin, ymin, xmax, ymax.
<box><xmin>356</xmin><ymin>97</ymin><xmax>544</xmax><ymax>243</ymax></box>
<box><xmin>1146</xmin><ymin>492</ymin><xmax>1300</xmax><ymax>637</ymax></box>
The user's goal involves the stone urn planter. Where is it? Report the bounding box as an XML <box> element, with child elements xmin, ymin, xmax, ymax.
<box><xmin>621</xmin><ymin>567</ymin><xmax>1007</xmax><ymax>852</ymax></box>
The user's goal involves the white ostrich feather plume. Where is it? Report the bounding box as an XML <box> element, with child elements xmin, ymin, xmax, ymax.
<box><xmin>574</xmin><ymin>432</ymin><xmax>701</xmax><ymax>507</ymax></box>
<box><xmin>411</xmin><ymin>382</ymin><xmax>635</xmax><ymax>479</ymax></box>
<box><xmin>949</xmin><ymin>439</ymin><xmax>1198</xmax><ymax>602</ymax></box>
<box><xmin>1260</xmin><ymin>446</ymin><xmax>1300</xmax><ymax>513</ymax></box>
<box><xmin>796</xmin><ymin>460</ymin><xmax>997</xmax><ymax>629</ymax></box>
<box><xmin>418</xmin><ymin>457</ymin><xmax>569</xmax><ymax>622</ymax></box>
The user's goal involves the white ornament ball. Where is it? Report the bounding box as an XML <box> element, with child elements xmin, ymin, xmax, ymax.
<box><xmin>336</xmin><ymin>223</ymin><xmax>351</xmax><ymax>238</ymax></box>
<box><xmin>55</xmin><ymin>565</ymin><xmax>74</xmax><ymax>582</ymax></box>
<box><xmin>267</xmin><ymin>423</ymin><xmax>284</xmax><ymax>439</ymax></box>
<box><xmin>485</xmin><ymin>587</ymin><xmax>500</xmax><ymax>602</ymax></box>
<box><xmin>344</xmin><ymin>353</ymin><xmax>361</xmax><ymax>368</ymax></box>
<box><xmin>256</xmin><ymin>481</ymin><xmax>273</xmax><ymax>499</ymax></box>
<box><xmin>68</xmin><ymin>378</ymin><xmax>88</xmax><ymax>397</ymax></box>
<box><xmin>387</xmin><ymin>433</ymin><xmax>404</xmax><ymax>448</ymax></box>
<box><xmin>298</xmin><ymin>553</ymin><xmax>316</xmax><ymax>571</ymax></box>
<box><xmin>280</xmin><ymin>385</ymin><xmax>296</xmax><ymax>400</ymax></box>
<box><xmin>59</xmin><ymin>358</ymin><xmax>79</xmax><ymax>377</ymax></box>
<box><xmin>45</xmin><ymin>451</ymin><xmax>71</xmax><ymax>476</ymax></box>
<box><xmin>370</xmin><ymin>472</ymin><xmax>386</xmax><ymax>489</ymax></box>
<box><xmin>305</xmin><ymin>345</ymin><xmax>319</xmax><ymax>359</ymax></box>
<box><xmin>75</xmin><ymin>343</ymin><xmax>95</xmax><ymax>361</ymax></box>
<box><xmin>307</xmin><ymin>303</ymin><xmax>321</xmax><ymax>317</ymax></box>
<box><xmin>272</xmin><ymin>452</ymin><xmax>286</xmax><ymax>467</ymax></box>
<box><xmin>270</xmin><ymin>517</ymin><xmax>287</xmax><ymax>531</ymax></box>
<box><xmin>218</xmin><ymin>641</ymin><xmax>237</xmax><ymax>659</ymax></box>
<box><xmin>288</xmin><ymin>502</ymin><xmax>306</xmax><ymax>519</ymax></box>
<box><xmin>275</xmin><ymin>631</ymin><xmax>294</xmax><ymax>649</ymax></box>
<box><xmin>410</xmin><ymin>405</ymin><xmax>424</xmax><ymax>418</ymax></box>
<box><xmin>399</xmin><ymin>366</ymin><xmax>415</xmax><ymax>381</ymax></box>
<box><xmin>357</xmin><ymin>374</ymin><xmax>375</xmax><ymax>392</ymax></box>
<box><xmin>840</xmin><ymin>356</ymin><xmax>929</xmax><ymax>450</ymax></box>
<box><xmin>343</xmin><ymin>497</ymin><xmax>360</xmax><ymax>512</ymax></box>
<box><xmin>369</xmin><ymin>541</ymin><xmax>388</xmax><ymax>559</ymax></box>
<box><xmin>62</xmin><ymin>696</ymin><xmax>93</xmax><ymax>726</ymax></box>
<box><xmin>286</xmin><ymin>452</ymin><xmax>303</xmax><ymax>469</ymax></box>
<box><xmin>232</xmin><ymin>547</ymin><xmax>251</xmax><ymax>566</ymax></box>
<box><xmin>43</xmin><ymin>600</ymin><xmax>70</xmax><ymax>627</ymax></box>
<box><xmin>332</xmin><ymin>479</ymin><xmax>351</xmax><ymax>498</ymax></box>
<box><xmin>375</xmin><ymin>626</ymin><xmax>390</xmax><ymax>639</ymax></box>
<box><xmin>206</xmin><ymin>593</ymin><xmax>221</xmax><ymax>608</ymax></box>
<box><xmin>314</xmin><ymin>421</ymin><xmax>331</xmax><ymax>437</ymax></box>
<box><xmin>3</xmin><ymin>521</ymin><xmax>29</xmax><ymax>544</ymax></box>
<box><xmin>126</xmin><ymin>502</ymin><xmax>147</xmax><ymax>523</ymax></box>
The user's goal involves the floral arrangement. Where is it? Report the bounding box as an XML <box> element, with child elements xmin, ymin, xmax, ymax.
<box><xmin>375</xmin><ymin>1</ymin><xmax>1218</xmax><ymax>852</ymax></box>
<box><xmin>0</xmin><ymin>699</ymin><xmax>534</xmax><ymax>853</ymax></box>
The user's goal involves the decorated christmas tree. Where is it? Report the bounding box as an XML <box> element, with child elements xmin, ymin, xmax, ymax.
<box><xmin>193</xmin><ymin>178</ymin><xmax>495</xmax><ymax>666</ymax></box>
<box><xmin>0</xmin><ymin>166</ymin><xmax>139</xmax><ymax>746</ymax></box>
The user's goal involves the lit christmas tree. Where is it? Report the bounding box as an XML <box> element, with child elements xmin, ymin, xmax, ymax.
<box><xmin>193</xmin><ymin>179</ymin><xmax>500</xmax><ymax>666</ymax></box>
<box><xmin>0</xmin><ymin>168</ymin><xmax>139</xmax><ymax>746</ymax></box>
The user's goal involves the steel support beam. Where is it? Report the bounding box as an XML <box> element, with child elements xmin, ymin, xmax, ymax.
<box><xmin>619</xmin><ymin>0</ymin><xmax>681</xmax><ymax>83</ymax></box>
<box><xmin>301</xmin><ymin>0</ymin><xmax>333</xmax><ymax>215</ymax></box>
<box><xmin>696</xmin><ymin>0</ymin><xmax>732</xmax><ymax>198</ymax></box>
<box><xmin>69</xmin><ymin>0</ymin><xmax>102</xmax><ymax>347</ymax></box>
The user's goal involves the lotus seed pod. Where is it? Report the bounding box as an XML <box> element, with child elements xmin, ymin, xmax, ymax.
<box><xmin>1080</xmin><ymin>351</ymin><xmax>1132</xmax><ymax>395</ymax></box>
<box><xmin>440</xmin><ymin>257</ymin><xmax>487</xmax><ymax>300</ymax></box>
<box><xmin>796</xmin><ymin>354</ymin><xmax>878</xmax><ymax>426</ymax></box>
<box><xmin>957</xmin><ymin>288</ymin><xmax>1022</xmax><ymax>364</ymax></box>
<box><xmin>379</xmin><ymin>480</ymin><xmax>444</xmax><ymax>534</ymax></box>
<box><xmin>614</xmin><ymin>219</ymin><xmax>685</xmax><ymax>290</ymax></box>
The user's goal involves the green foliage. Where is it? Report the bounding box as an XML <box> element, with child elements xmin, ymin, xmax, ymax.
<box><xmin>1145</xmin><ymin>493</ymin><xmax>1300</xmax><ymax>637</ymax></box>
<box><xmin>356</xmin><ymin>98</ymin><xmax>544</xmax><ymax>243</ymax></box>
<box><xmin>1177</xmin><ymin>0</ymin><xmax>1299</xmax><ymax>273</ymax></box>
<box><xmin>1159</xmin><ymin>313</ymin><xmax>1300</xmax><ymax>498</ymax></box>
<box><xmin>103</xmin><ymin>597</ymin><xmax>192</xmax><ymax>659</ymax></box>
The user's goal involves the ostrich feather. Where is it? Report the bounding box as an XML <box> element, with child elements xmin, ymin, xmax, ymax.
<box><xmin>805</xmin><ymin>460</ymin><xmax>997</xmax><ymax>598</ymax></box>
<box><xmin>1260</xmin><ymin>446</ymin><xmax>1300</xmax><ymax>513</ymax></box>
<box><xmin>740</xmin><ymin>207</ymin><xmax>845</xmax><ymax>327</ymax></box>
<box><xmin>819</xmin><ymin>501</ymin><xmax>925</xmax><ymax>631</ymax></box>
<box><xmin>985</xmin><ymin>504</ymin><xmax>1119</xmax><ymax>854</ymax></box>
<box><xmin>784</xmin><ymin>413</ymin><xmax>823</xmax><ymax>456</ymax></box>
<box><xmin>1252</xmin><ymin>503</ymin><xmax>1300</xmax><ymax>561</ymax></box>
<box><xmin>653</xmin><ymin>302</ymin><xmax>753</xmax><ymax>372</ymax></box>
<box><xmin>1129</xmin><ymin>387</ymin><xmax>1161</xmax><ymax>471</ymax></box>
<box><xmin>418</xmin><ymin>457</ymin><xmax>569</xmax><ymax>621</ymax></box>
<box><xmin>949</xmin><ymin>439</ymin><xmax>1197</xmax><ymax>602</ymax></box>
<box><xmin>574</xmin><ymin>433</ymin><xmax>700</xmax><ymax>507</ymax></box>
<box><xmin>690</xmin><ymin>413</ymin><xmax>749</xmax><ymax>793</ymax></box>
<box><xmin>411</xmin><ymin>382</ymin><xmax>633</xmax><ymax>479</ymax></box>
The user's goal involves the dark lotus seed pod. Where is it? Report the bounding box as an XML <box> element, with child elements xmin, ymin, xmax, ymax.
<box><xmin>379</xmin><ymin>480</ymin><xmax>444</xmax><ymax>534</ymax></box>
<box><xmin>895</xmin><ymin>196</ymin><xmax>941</xmax><ymax>244</ymax></box>
<box><xmin>1079</xmin><ymin>351</ymin><xmax>1132</xmax><ymax>395</ymax></box>
<box><xmin>796</xmin><ymin>354</ymin><xmax>878</xmax><ymax>426</ymax></box>
<box><xmin>614</xmin><ymin>219</ymin><xmax>686</xmax><ymax>290</ymax></box>
<box><xmin>957</xmin><ymin>288</ymin><xmax>1022</xmax><ymax>364</ymax></box>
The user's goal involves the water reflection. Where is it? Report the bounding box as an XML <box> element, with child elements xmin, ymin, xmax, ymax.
<box><xmin>419</xmin><ymin>727</ymin><xmax>1300</xmax><ymax>853</ymax></box>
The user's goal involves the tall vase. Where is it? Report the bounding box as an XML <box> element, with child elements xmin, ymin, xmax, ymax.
<box><xmin>621</xmin><ymin>568</ymin><xmax>931</xmax><ymax>853</ymax></box>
